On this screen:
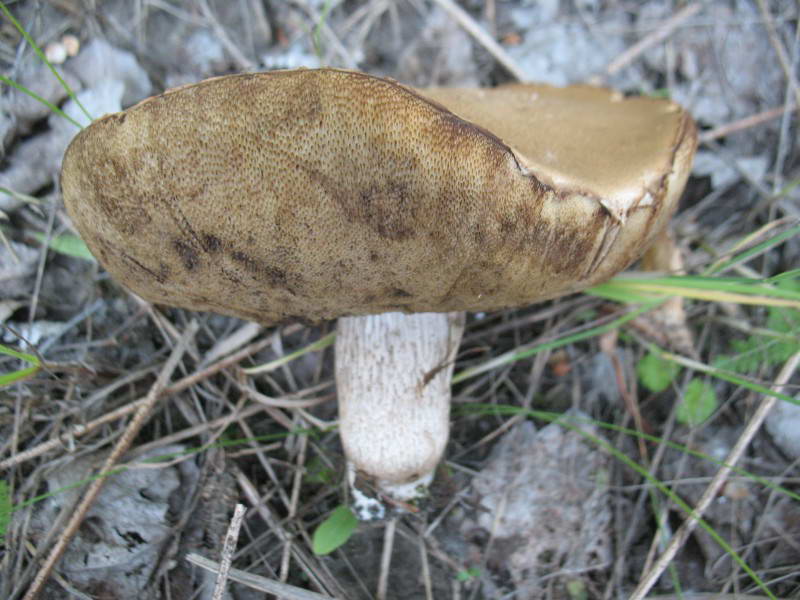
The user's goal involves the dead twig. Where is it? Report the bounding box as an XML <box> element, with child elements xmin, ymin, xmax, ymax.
<box><xmin>699</xmin><ymin>104</ymin><xmax>799</xmax><ymax>144</ymax></box>
<box><xmin>198</xmin><ymin>0</ymin><xmax>255</xmax><ymax>71</ymax></box>
<box><xmin>282</xmin><ymin>425</ymin><xmax>309</xmax><ymax>582</ymax></box>
<box><xmin>234</xmin><ymin>467</ymin><xmax>345</xmax><ymax>597</ymax></box>
<box><xmin>0</xmin><ymin>335</ymin><xmax>273</xmax><ymax>471</ymax></box>
<box><xmin>187</xmin><ymin>553</ymin><xmax>338</xmax><ymax>600</ymax></box>
<box><xmin>594</xmin><ymin>3</ymin><xmax>702</xmax><ymax>82</ymax></box>
<box><xmin>377</xmin><ymin>517</ymin><xmax>397</xmax><ymax>600</ymax></box>
<box><xmin>211</xmin><ymin>503</ymin><xmax>246</xmax><ymax>600</ymax></box>
<box><xmin>429</xmin><ymin>0</ymin><xmax>527</xmax><ymax>81</ymax></box>
<box><xmin>629</xmin><ymin>350</ymin><xmax>800</xmax><ymax>600</ymax></box>
<box><xmin>22</xmin><ymin>320</ymin><xmax>199</xmax><ymax>600</ymax></box>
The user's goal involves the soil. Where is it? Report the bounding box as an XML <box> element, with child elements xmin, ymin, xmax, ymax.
<box><xmin>1</xmin><ymin>1</ymin><xmax>799</xmax><ymax>599</ymax></box>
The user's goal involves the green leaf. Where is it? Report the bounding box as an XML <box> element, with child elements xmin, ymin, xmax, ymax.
<box><xmin>456</xmin><ymin>567</ymin><xmax>481</xmax><ymax>582</ymax></box>
<box><xmin>31</xmin><ymin>232</ymin><xmax>96</xmax><ymax>262</ymax></box>
<box><xmin>312</xmin><ymin>505</ymin><xmax>357</xmax><ymax>555</ymax></box>
<box><xmin>637</xmin><ymin>351</ymin><xmax>680</xmax><ymax>393</ymax></box>
<box><xmin>676</xmin><ymin>379</ymin><xmax>717</xmax><ymax>426</ymax></box>
<box><xmin>566</xmin><ymin>579</ymin><xmax>589</xmax><ymax>600</ymax></box>
<box><xmin>304</xmin><ymin>456</ymin><xmax>336</xmax><ymax>485</ymax></box>
<box><xmin>729</xmin><ymin>338</ymin><xmax>765</xmax><ymax>372</ymax></box>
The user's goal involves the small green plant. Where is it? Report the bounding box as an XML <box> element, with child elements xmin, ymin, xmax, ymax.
<box><xmin>312</xmin><ymin>504</ymin><xmax>358</xmax><ymax>555</ymax></box>
<box><xmin>713</xmin><ymin>278</ymin><xmax>800</xmax><ymax>374</ymax></box>
<box><xmin>637</xmin><ymin>349</ymin><xmax>681</xmax><ymax>393</ymax></box>
<box><xmin>456</xmin><ymin>566</ymin><xmax>481</xmax><ymax>582</ymax></box>
<box><xmin>311</xmin><ymin>0</ymin><xmax>334</xmax><ymax>61</ymax></box>
<box><xmin>565</xmin><ymin>578</ymin><xmax>589</xmax><ymax>600</ymax></box>
<box><xmin>676</xmin><ymin>379</ymin><xmax>718</xmax><ymax>426</ymax></box>
<box><xmin>31</xmin><ymin>231</ymin><xmax>96</xmax><ymax>262</ymax></box>
<box><xmin>304</xmin><ymin>456</ymin><xmax>336</xmax><ymax>486</ymax></box>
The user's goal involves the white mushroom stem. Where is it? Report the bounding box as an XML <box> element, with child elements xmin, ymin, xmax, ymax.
<box><xmin>335</xmin><ymin>311</ymin><xmax>465</xmax><ymax>519</ymax></box>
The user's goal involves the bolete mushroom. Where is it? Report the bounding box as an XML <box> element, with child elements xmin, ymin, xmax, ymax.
<box><xmin>61</xmin><ymin>68</ymin><xmax>696</xmax><ymax>519</ymax></box>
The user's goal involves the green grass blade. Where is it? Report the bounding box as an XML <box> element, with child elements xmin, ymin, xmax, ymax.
<box><xmin>0</xmin><ymin>343</ymin><xmax>40</xmax><ymax>364</ymax></box>
<box><xmin>0</xmin><ymin>74</ymin><xmax>83</xmax><ymax>130</ymax></box>
<box><xmin>457</xmin><ymin>404</ymin><xmax>800</xmax><ymax>504</ymax></box>
<box><xmin>0</xmin><ymin>1</ymin><xmax>92</xmax><ymax>123</ymax></box>
<box><xmin>244</xmin><ymin>331</ymin><xmax>335</xmax><ymax>375</ymax></box>
<box><xmin>452</xmin><ymin>301</ymin><xmax>660</xmax><ymax>384</ymax></box>
<box><xmin>767</xmin><ymin>269</ymin><xmax>800</xmax><ymax>283</ymax></box>
<box><xmin>706</xmin><ymin>223</ymin><xmax>800</xmax><ymax>276</ymax></box>
<box><xmin>0</xmin><ymin>364</ymin><xmax>39</xmax><ymax>386</ymax></box>
<box><xmin>572</xmin><ymin>421</ymin><xmax>775</xmax><ymax>598</ymax></box>
<box><xmin>662</xmin><ymin>350</ymin><xmax>800</xmax><ymax>407</ymax></box>
<box><xmin>0</xmin><ymin>186</ymin><xmax>42</xmax><ymax>206</ymax></box>
<box><xmin>590</xmin><ymin>274</ymin><xmax>800</xmax><ymax>308</ymax></box>
<box><xmin>456</xmin><ymin>405</ymin><xmax>779</xmax><ymax>597</ymax></box>
<box><xmin>0</xmin><ymin>343</ymin><xmax>41</xmax><ymax>386</ymax></box>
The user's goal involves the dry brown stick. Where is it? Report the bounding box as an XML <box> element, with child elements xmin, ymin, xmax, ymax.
<box><xmin>0</xmin><ymin>335</ymin><xmax>272</xmax><ymax>471</ymax></box>
<box><xmin>699</xmin><ymin>105</ymin><xmax>798</xmax><ymax>143</ymax></box>
<box><xmin>629</xmin><ymin>350</ymin><xmax>800</xmax><ymax>600</ymax></box>
<box><xmin>595</xmin><ymin>3</ymin><xmax>702</xmax><ymax>81</ymax></box>
<box><xmin>187</xmin><ymin>553</ymin><xmax>337</xmax><ymax>600</ymax></box>
<box><xmin>212</xmin><ymin>503</ymin><xmax>246</xmax><ymax>600</ymax></box>
<box><xmin>22</xmin><ymin>320</ymin><xmax>199</xmax><ymax>600</ymax></box>
<box><xmin>377</xmin><ymin>518</ymin><xmax>397</xmax><ymax>600</ymax></box>
<box><xmin>234</xmin><ymin>467</ymin><xmax>341</xmax><ymax>596</ymax></box>
<box><xmin>131</xmin><ymin>386</ymin><xmax>332</xmax><ymax>459</ymax></box>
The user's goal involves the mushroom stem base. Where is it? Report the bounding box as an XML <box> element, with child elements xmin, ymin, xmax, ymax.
<box><xmin>335</xmin><ymin>311</ymin><xmax>465</xmax><ymax>519</ymax></box>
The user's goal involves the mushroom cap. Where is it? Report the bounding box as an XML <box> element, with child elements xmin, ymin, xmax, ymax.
<box><xmin>61</xmin><ymin>68</ymin><xmax>696</xmax><ymax>325</ymax></box>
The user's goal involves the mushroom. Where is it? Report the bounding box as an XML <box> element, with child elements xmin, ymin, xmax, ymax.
<box><xmin>61</xmin><ymin>68</ymin><xmax>696</xmax><ymax>519</ymax></box>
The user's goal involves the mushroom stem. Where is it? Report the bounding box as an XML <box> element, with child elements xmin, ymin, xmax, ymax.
<box><xmin>335</xmin><ymin>311</ymin><xmax>465</xmax><ymax>520</ymax></box>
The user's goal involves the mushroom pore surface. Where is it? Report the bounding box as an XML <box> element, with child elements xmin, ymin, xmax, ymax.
<box><xmin>61</xmin><ymin>68</ymin><xmax>697</xmax><ymax>324</ymax></box>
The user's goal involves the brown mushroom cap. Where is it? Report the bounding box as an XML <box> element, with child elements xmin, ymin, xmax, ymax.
<box><xmin>61</xmin><ymin>68</ymin><xmax>696</xmax><ymax>325</ymax></box>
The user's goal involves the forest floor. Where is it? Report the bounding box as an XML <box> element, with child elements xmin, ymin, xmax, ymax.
<box><xmin>1</xmin><ymin>1</ymin><xmax>799</xmax><ymax>599</ymax></box>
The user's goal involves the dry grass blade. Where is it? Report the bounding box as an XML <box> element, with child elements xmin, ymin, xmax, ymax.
<box><xmin>22</xmin><ymin>320</ymin><xmax>199</xmax><ymax>600</ymax></box>
<box><xmin>2</xmin><ymin>2</ymin><xmax>798</xmax><ymax>597</ymax></box>
<box><xmin>0</xmin><ymin>335</ymin><xmax>273</xmax><ymax>471</ymax></box>
<box><xmin>211</xmin><ymin>503</ymin><xmax>246</xmax><ymax>600</ymax></box>
<box><xmin>187</xmin><ymin>553</ymin><xmax>338</xmax><ymax>600</ymax></box>
<box><xmin>377</xmin><ymin>518</ymin><xmax>397</xmax><ymax>600</ymax></box>
<box><xmin>595</xmin><ymin>3</ymin><xmax>702</xmax><ymax>81</ymax></box>
<box><xmin>699</xmin><ymin>105</ymin><xmax>800</xmax><ymax>144</ymax></box>
<box><xmin>429</xmin><ymin>0</ymin><xmax>527</xmax><ymax>81</ymax></box>
<box><xmin>630</xmin><ymin>350</ymin><xmax>800</xmax><ymax>600</ymax></box>
<box><xmin>234</xmin><ymin>467</ymin><xmax>345</xmax><ymax>596</ymax></box>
